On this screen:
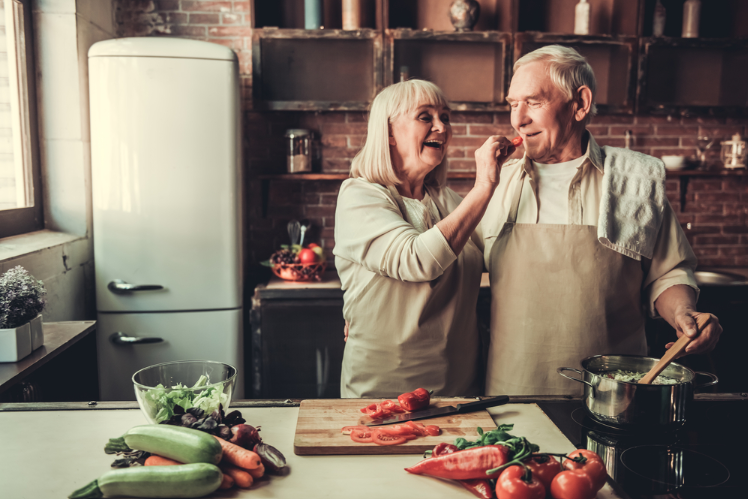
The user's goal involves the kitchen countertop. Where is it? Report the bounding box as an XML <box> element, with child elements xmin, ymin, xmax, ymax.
<box><xmin>0</xmin><ymin>321</ymin><xmax>96</xmax><ymax>394</ymax></box>
<box><xmin>0</xmin><ymin>397</ymin><xmax>627</xmax><ymax>499</ymax></box>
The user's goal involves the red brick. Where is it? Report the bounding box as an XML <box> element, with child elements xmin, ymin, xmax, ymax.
<box><xmin>182</xmin><ymin>1</ymin><xmax>233</xmax><ymax>12</ymax></box>
<box><xmin>167</xmin><ymin>25</ymin><xmax>207</xmax><ymax>36</ymax></box>
<box><xmin>305</xmin><ymin>205</ymin><xmax>336</xmax><ymax>218</ymax></box>
<box><xmin>321</xmin><ymin>147</ymin><xmax>358</xmax><ymax>159</ymax></box>
<box><xmin>321</xmin><ymin>123</ymin><xmax>368</xmax><ymax>135</ymax></box>
<box><xmin>684</xmin><ymin>203</ymin><xmax>723</xmax><ymax>215</ymax></box>
<box><xmin>266</xmin><ymin>204</ymin><xmax>303</xmax><ymax>219</ymax></box>
<box><xmin>269</xmin><ymin>181</ymin><xmax>303</xmax><ymax>205</ymax></box>
<box><xmin>697</xmin><ymin>126</ymin><xmax>745</xmax><ymax>138</ymax></box>
<box><xmin>692</xmin><ymin>246</ymin><xmax>719</xmax><ymax>257</ymax></box>
<box><xmin>165</xmin><ymin>12</ymin><xmax>188</xmax><ymax>24</ymax></box>
<box><xmin>155</xmin><ymin>0</ymin><xmax>180</xmax><ymax>9</ymax></box>
<box><xmin>323</xmin><ymin>217</ymin><xmax>336</xmax><ymax>227</ymax></box>
<box><xmin>695</xmin><ymin>214</ymin><xmax>741</xmax><ymax>224</ymax></box>
<box><xmin>321</xmin><ymin>158</ymin><xmax>351</xmax><ymax>172</ymax></box>
<box><xmin>306</xmin><ymin>182</ymin><xmax>342</xmax><ymax>194</ymax></box>
<box><xmin>447</xmin><ymin>148</ymin><xmax>466</xmax><ymax>158</ymax></box>
<box><xmin>447</xmin><ymin>159</ymin><xmax>476</xmax><ymax>171</ymax></box>
<box><xmin>632</xmin><ymin>137</ymin><xmax>679</xmax><ymax>147</ymax></box>
<box><xmin>450</xmin><ymin>137</ymin><xmax>488</xmax><ymax>147</ymax></box>
<box><xmin>723</xmin><ymin>225</ymin><xmax>748</xmax><ymax>234</ymax></box>
<box><xmin>346</xmin><ymin>112</ymin><xmax>368</xmax><ymax>123</ymax></box>
<box><xmin>688</xmin><ymin>179</ymin><xmax>722</xmax><ymax>192</ymax></box>
<box><xmin>694</xmin><ymin>235</ymin><xmax>740</xmax><ymax>245</ymax></box>
<box><xmin>451</xmin><ymin>125</ymin><xmax>468</xmax><ymax>136</ymax></box>
<box><xmin>609</xmin><ymin>125</ymin><xmax>653</xmax><ymax>136</ymax></box>
<box><xmin>313</xmin><ymin>113</ymin><xmax>346</xmax><ymax>123</ymax></box>
<box><xmin>222</xmin><ymin>13</ymin><xmax>243</xmax><ymax>24</ymax></box>
<box><xmin>303</xmin><ymin>193</ymin><xmax>320</xmax><ymax>205</ymax></box>
<box><xmin>735</xmin><ymin>256</ymin><xmax>748</xmax><ymax>266</ymax></box>
<box><xmin>654</xmin><ymin>125</ymin><xmax>698</xmax><ymax>136</ymax></box>
<box><xmin>587</xmin><ymin>125</ymin><xmax>609</xmax><ymax>136</ymax></box>
<box><xmin>594</xmin><ymin>138</ymin><xmax>626</xmax><ymax>148</ymax></box>
<box><xmin>234</xmin><ymin>1</ymin><xmax>251</xmax><ymax>13</ymax></box>
<box><xmin>320</xmin><ymin>194</ymin><xmax>338</xmax><ymax>205</ymax></box>
<box><xmin>208</xmin><ymin>26</ymin><xmax>252</xmax><ymax>36</ymax></box>
<box><xmin>468</xmin><ymin>125</ymin><xmax>515</xmax><ymax>136</ymax></box>
<box><xmin>593</xmin><ymin>115</ymin><xmax>635</xmax><ymax>124</ymax></box>
<box><xmin>190</xmin><ymin>13</ymin><xmax>220</xmax><ymax>23</ymax></box>
<box><xmin>724</xmin><ymin>204</ymin><xmax>748</xmax><ymax>216</ymax></box>
<box><xmin>719</xmin><ymin>246</ymin><xmax>748</xmax><ymax>256</ymax></box>
<box><xmin>694</xmin><ymin>192</ymin><xmax>739</xmax><ymax>203</ymax></box>
<box><xmin>494</xmin><ymin>113</ymin><xmax>512</xmax><ymax>124</ymax></box>
<box><xmin>675</xmin><ymin>212</ymin><xmax>694</xmax><ymax>224</ymax></box>
<box><xmin>696</xmin><ymin>256</ymin><xmax>737</xmax><ymax>266</ymax></box>
<box><xmin>451</xmin><ymin>112</ymin><xmax>492</xmax><ymax>123</ymax></box>
<box><xmin>635</xmin><ymin>115</ymin><xmax>677</xmax><ymax>125</ymax></box>
<box><xmin>693</xmin><ymin>116</ymin><xmax>727</xmax><ymax>125</ymax></box>
<box><xmin>206</xmin><ymin>37</ymin><xmax>243</xmax><ymax>49</ymax></box>
<box><xmin>321</xmin><ymin>135</ymin><xmax>347</xmax><ymax>148</ymax></box>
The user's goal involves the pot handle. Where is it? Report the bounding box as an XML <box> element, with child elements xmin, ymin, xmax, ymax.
<box><xmin>693</xmin><ymin>371</ymin><xmax>719</xmax><ymax>389</ymax></box>
<box><xmin>557</xmin><ymin>367</ymin><xmax>594</xmax><ymax>388</ymax></box>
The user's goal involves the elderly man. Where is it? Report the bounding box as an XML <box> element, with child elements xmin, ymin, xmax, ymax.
<box><xmin>483</xmin><ymin>45</ymin><xmax>722</xmax><ymax>395</ymax></box>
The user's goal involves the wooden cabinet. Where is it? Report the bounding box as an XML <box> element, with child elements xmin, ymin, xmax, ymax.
<box><xmin>249</xmin><ymin>0</ymin><xmax>748</xmax><ymax>114</ymax></box>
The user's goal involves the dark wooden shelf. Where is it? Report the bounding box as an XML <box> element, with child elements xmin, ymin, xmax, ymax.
<box><xmin>665</xmin><ymin>169</ymin><xmax>747</xmax><ymax>177</ymax></box>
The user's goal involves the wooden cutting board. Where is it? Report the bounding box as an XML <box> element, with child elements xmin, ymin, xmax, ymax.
<box><xmin>294</xmin><ymin>398</ymin><xmax>498</xmax><ymax>455</ymax></box>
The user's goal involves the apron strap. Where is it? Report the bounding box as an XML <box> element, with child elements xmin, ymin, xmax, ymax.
<box><xmin>507</xmin><ymin>170</ymin><xmax>526</xmax><ymax>224</ymax></box>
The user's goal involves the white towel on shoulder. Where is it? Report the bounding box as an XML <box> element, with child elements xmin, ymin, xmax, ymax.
<box><xmin>597</xmin><ymin>146</ymin><xmax>667</xmax><ymax>261</ymax></box>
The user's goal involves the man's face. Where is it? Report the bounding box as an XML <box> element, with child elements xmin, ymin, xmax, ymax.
<box><xmin>507</xmin><ymin>61</ymin><xmax>580</xmax><ymax>164</ymax></box>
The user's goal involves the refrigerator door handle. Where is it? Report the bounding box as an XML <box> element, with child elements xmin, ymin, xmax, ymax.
<box><xmin>108</xmin><ymin>279</ymin><xmax>164</xmax><ymax>294</ymax></box>
<box><xmin>110</xmin><ymin>332</ymin><xmax>164</xmax><ymax>345</ymax></box>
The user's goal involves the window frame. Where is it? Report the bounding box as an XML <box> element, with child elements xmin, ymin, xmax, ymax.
<box><xmin>0</xmin><ymin>0</ymin><xmax>42</xmax><ymax>239</ymax></box>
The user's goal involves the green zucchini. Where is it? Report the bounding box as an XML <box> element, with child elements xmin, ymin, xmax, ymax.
<box><xmin>68</xmin><ymin>463</ymin><xmax>223</xmax><ymax>498</ymax></box>
<box><xmin>105</xmin><ymin>425</ymin><xmax>222</xmax><ymax>465</ymax></box>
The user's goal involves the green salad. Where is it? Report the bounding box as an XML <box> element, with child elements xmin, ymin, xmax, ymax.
<box><xmin>140</xmin><ymin>375</ymin><xmax>230</xmax><ymax>422</ymax></box>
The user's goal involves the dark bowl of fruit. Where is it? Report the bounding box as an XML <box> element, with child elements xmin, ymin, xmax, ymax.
<box><xmin>265</xmin><ymin>243</ymin><xmax>327</xmax><ymax>282</ymax></box>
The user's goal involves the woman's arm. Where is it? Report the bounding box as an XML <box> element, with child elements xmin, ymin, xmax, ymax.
<box><xmin>436</xmin><ymin>136</ymin><xmax>515</xmax><ymax>255</ymax></box>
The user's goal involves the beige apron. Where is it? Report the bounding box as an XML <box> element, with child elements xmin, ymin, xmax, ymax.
<box><xmin>486</xmin><ymin>171</ymin><xmax>648</xmax><ymax>396</ymax></box>
<box><xmin>340</xmin><ymin>186</ymin><xmax>484</xmax><ymax>398</ymax></box>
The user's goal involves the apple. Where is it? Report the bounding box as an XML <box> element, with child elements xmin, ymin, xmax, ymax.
<box><xmin>306</xmin><ymin>243</ymin><xmax>320</xmax><ymax>249</ymax></box>
<box><xmin>311</xmin><ymin>246</ymin><xmax>325</xmax><ymax>260</ymax></box>
<box><xmin>298</xmin><ymin>248</ymin><xmax>318</xmax><ymax>264</ymax></box>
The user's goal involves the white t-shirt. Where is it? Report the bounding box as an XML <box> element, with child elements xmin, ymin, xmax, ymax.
<box><xmin>533</xmin><ymin>156</ymin><xmax>586</xmax><ymax>224</ymax></box>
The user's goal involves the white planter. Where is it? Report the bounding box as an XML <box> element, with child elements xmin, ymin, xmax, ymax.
<box><xmin>0</xmin><ymin>322</ymin><xmax>32</xmax><ymax>362</ymax></box>
<box><xmin>30</xmin><ymin>314</ymin><xmax>44</xmax><ymax>350</ymax></box>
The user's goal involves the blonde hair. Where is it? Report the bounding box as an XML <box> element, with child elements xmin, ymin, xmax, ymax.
<box><xmin>514</xmin><ymin>45</ymin><xmax>597</xmax><ymax>123</ymax></box>
<box><xmin>350</xmin><ymin>80</ymin><xmax>450</xmax><ymax>188</ymax></box>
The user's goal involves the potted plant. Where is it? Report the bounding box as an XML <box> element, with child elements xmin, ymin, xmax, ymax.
<box><xmin>0</xmin><ymin>266</ymin><xmax>46</xmax><ymax>362</ymax></box>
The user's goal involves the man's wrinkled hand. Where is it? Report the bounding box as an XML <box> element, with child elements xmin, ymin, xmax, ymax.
<box><xmin>666</xmin><ymin>310</ymin><xmax>722</xmax><ymax>356</ymax></box>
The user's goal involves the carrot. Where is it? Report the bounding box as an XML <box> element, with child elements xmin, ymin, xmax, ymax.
<box><xmin>219</xmin><ymin>472</ymin><xmax>235</xmax><ymax>490</ymax></box>
<box><xmin>220</xmin><ymin>463</ymin><xmax>254</xmax><ymax>488</ymax></box>
<box><xmin>213</xmin><ymin>435</ymin><xmax>262</xmax><ymax>469</ymax></box>
<box><xmin>247</xmin><ymin>463</ymin><xmax>265</xmax><ymax>479</ymax></box>
<box><xmin>144</xmin><ymin>455</ymin><xmax>182</xmax><ymax>466</ymax></box>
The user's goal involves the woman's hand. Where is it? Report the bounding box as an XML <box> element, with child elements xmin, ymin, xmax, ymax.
<box><xmin>474</xmin><ymin>135</ymin><xmax>516</xmax><ymax>187</ymax></box>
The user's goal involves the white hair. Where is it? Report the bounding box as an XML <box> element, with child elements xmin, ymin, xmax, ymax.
<box><xmin>350</xmin><ymin>79</ymin><xmax>449</xmax><ymax>188</ymax></box>
<box><xmin>514</xmin><ymin>45</ymin><xmax>597</xmax><ymax>121</ymax></box>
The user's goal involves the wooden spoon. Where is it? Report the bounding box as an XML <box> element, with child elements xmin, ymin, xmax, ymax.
<box><xmin>638</xmin><ymin>313</ymin><xmax>711</xmax><ymax>385</ymax></box>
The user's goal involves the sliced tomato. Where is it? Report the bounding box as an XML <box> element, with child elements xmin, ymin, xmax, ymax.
<box><xmin>404</xmin><ymin>421</ymin><xmax>428</xmax><ymax>436</ymax></box>
<box><xmin>349</xmin><ymin>428</ymin><xmax>374</xmax><ymax>443</ymax></box>
<box><xmin>370</xmin><ymin>429</ymin><xmax>407</xmax><ymax>446</ymax></box>
<box><xmin>381</xmin><ymin>400</ymin><xmax>405</xmax><ymax>413</ymax></box>
<box><xmin>376</xmin><ymin>424</ymin><xmax>416</xmax><ymax>436</ymax></box>
<box><xmin>341</xmin><ymin>425</ymin><xmax>369</xmax><ymax>435</ymax></box>
<box><xmin>424</xmin><ymin>425</ymin><xmax>441</xmax><ymax>436</ymax></box>
<box><xmin>403</xmin><ymin>434</ymin><xmax>418</xmax><ymax>440</ymax></box>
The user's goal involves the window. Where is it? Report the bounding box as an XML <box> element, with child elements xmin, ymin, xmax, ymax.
<box><xmin>0</xmin><ymin>0</ymin><xmax>41</xmax><ymax>238</ymax></box>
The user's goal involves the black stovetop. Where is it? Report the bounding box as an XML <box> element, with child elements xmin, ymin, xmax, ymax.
<box><xmin>537</xmin><ymin>396</ymin><xmax>748</xmax><ymax>499</ymax></box>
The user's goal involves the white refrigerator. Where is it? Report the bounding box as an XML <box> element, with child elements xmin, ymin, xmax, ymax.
<box><xmin>88</xmin><ymin>38</ymin><xmax>244</xmax><ymax>401</ymax></box>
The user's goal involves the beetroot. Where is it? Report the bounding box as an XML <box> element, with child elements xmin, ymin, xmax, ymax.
<box><xmin>229</xmin><ymin>423</ymin><xmax>262</xmax><ymax>449</ymax></box>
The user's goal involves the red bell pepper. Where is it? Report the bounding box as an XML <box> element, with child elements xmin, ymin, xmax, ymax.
<box><xmin>405</xmin><ymin>445</ymin><xmax>510</xmax><ymax>480</ymax></box>
<box><xmin>431</xmin><ymin>443</ymin><xmax>494</xmax><ymax>499</ymax></box>
<box><xmin>397</xmin><ymin>387</ymin><xmax>431</xmax><ymax>411</ymax></box>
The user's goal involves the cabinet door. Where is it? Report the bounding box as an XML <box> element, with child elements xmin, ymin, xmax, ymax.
<box><xmin>253</xmin><ymin>300</ymin><xmax>345</xmax><ymax>399</ymax></box>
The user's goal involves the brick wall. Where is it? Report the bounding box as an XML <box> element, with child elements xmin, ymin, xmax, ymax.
<box><xmin>116</xmin><ymin>0</ymin><xmax>748</xmax><ymax>272</ymax></box>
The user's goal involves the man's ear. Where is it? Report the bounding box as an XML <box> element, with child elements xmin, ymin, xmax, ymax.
<box><xmin>574</xmin><ymin>85</ymin><xmax>593</xmax><ymax>122</ymax></box>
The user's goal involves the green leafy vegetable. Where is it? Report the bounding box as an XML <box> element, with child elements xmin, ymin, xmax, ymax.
<box><xmin>141</xmin><ymin>375</ymin><xmax>229</xmax><ymax>423</ymax></box>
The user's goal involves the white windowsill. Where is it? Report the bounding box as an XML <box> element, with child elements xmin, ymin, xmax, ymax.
<box><xmin>0</xmin><ymin>229</ymin><xmax>87</xmax><ymax>262</ymax></box>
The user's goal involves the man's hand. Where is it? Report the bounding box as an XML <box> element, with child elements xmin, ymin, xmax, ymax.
<box><xmin>666</xmin><ymin>310</ymin><xmax>722</xmax><ymax>356</ymax></box>
<box><xmin>655</xmin><ymin>285</ymin><xmax>722</xmax><ymax>356</ymax></box>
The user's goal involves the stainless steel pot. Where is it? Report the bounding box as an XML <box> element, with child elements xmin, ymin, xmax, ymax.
<box><xmin>558</xmin><ymin>355</ymin><xmax>718</xmax><ymax>428</ymax></box>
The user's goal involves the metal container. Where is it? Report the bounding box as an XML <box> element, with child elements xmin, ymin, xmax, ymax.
<box><xmin>558</xmin><ymin>355</ymin><xmax>718</xmax><ymax>428</ymax></box>
<box><xmin>285</xmin><ymin>129</ymin><xmax>312</xmax><ymax>173</ymax></box>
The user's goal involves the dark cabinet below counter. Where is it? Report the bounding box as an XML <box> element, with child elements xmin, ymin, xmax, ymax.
<box><xmin>250</xmin><ymin>271</ymin><xmax>748</xmax><ymax>399</ymax></box>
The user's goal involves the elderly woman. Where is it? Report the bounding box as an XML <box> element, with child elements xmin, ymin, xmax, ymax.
<box><xmin>333</xmin><ymin>80</ymin><xmax>517</xmax><ymax>398</ymax></box>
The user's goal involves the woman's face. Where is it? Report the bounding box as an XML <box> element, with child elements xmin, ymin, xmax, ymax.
<box><xmin>389</xmin><ymin>103</ymin><xmax>452</xmax><ymax>177</ymax></box>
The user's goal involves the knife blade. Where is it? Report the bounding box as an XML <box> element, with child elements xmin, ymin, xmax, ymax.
<box><xmin>362</xmin><ymin>395</ymin><xmax>510</xmax><ymax>426</ymax></box>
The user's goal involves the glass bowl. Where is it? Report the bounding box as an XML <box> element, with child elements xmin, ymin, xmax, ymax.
<box><xmin>132</xmin><ymin>360</ymin><xmax>237</xmax><ymax>424</ymax></box>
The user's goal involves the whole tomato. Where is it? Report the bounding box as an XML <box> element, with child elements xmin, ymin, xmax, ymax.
<box><xmin>495</xmin><ymin>465</ymin><xmax>545</xmax><ymax>499</ymax></box>
<box><xmin>524</xmin><ymin>455</ymin><xmax>561</xmax><ymax>494</ymax></box>
<box><xmin>562</xmin><ymin>449</ymin><xmax>607</xmax><ymax>491</ymax></box>
<box><xmin>550</xmin><ymin>469</ymin><xmax>596</xmax><ymax>499</ymax></box>
<box><xmin>298</xmin><ymin>248</ymin><xmax>318</xmax><ymax>264</ymax></box>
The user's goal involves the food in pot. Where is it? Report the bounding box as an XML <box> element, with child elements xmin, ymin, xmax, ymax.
<box><xmin>601</xmin><ymin>369</ymin><xmax>679</xmax><ymax>385</ymax></box>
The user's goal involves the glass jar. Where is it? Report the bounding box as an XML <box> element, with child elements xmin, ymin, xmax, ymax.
<box><xmin>720</xmin><ymin>134</ymin><xmax>747</xmax><ymax>169</ymax></box>
<box><xmin>284</xmin><ymin>129</ymin><xmax>312</xmax><ymax>173</ymax></box>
